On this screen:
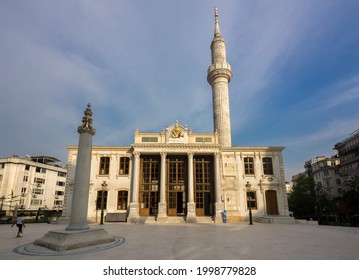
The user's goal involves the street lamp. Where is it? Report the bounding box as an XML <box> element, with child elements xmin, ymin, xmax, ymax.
<box><xmin>246</xmin><ymin>181</ymin><xmax>253</xmax><ymax>225</ymax></box>
<box><xmin>100</xmin><ymin>181</ymin><xmax>107</xmax><ymax>225</ymax></box>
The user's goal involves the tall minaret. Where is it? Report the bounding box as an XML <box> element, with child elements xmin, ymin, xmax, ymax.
<box><xmin>207</xmin><ymin>7</ymin><xmax>233</xmax><ymax>147</ymax></box>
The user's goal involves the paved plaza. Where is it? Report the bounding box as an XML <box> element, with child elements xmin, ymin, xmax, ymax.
<box><xmin>0</xmin><ymin>222</ymin><xmax>358</xmax><ymax>260</ymax></box>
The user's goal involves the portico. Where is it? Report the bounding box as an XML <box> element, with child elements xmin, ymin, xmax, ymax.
<box><xmin>127</xmin><ymin>139</ymin><xmax>223</xmax><ymax>223</ymax></box>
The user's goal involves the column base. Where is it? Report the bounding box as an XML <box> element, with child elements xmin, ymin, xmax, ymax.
<box><xmin>127</xmin><ymin>202</ymin><xmax>140</xmax><ymax>223</ymax></box>
<box><xmin>214</xmin><ymin>202</ymin><xmax>225</xmax><ymax>223</ymax></box>
<box><xmin>33</xmin><ymin>228</ymin><xmax>115</xmax><ymax>252</ymax></box>
<box><xmin>186</xmin><ymin>202</ymin><xmax>196</xmax><ymax>223</ymax></box>
<box><xmin>157</xmin><ymin>202</ymin><xmax>167</xmax><ymax>223</ymax></box>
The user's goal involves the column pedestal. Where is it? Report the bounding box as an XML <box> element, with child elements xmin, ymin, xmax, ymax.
<box><xmin>127</xmin><ymin>202</ymin><xmax>140</xmax><ymax>223</ymax></box>
<box><xmin>186</xmin><ymin>202</ymin><xmax>197</xmax><ymax>223</ymax></box>
<box><xmin>157</xmin><ymin>202</ymin><xmax>168</xmax><ymax>223</ymax></box>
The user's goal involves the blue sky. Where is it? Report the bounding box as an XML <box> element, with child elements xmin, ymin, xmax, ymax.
<box><xmin>0</xmin><ymin>0</ymin><xmax>359</xmax><ymax>181</ymax></box>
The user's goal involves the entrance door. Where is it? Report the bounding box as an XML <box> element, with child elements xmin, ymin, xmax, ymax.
<box><xmin>266</xmin><ymin>190</ymin><xmax>279</xmax><ymax>215</ymax></box>
<box><xmin>139</xmin><ymin>191</ymin><xmax>159</xmax><ymax>216</ymax></box>
<box><xmin>194</xmin><ymin>156</ymin><xmax>214</xmax><ymax>216</ymax></box>
<box><xmin>166</xmin><ymin>156</ymin><xmax>187</xmax><ymax>216</ymax></box>
<box><xmin>139</xmin><ymin>156</ymin><xmax>160</xmax><ymax>216</ymax></box>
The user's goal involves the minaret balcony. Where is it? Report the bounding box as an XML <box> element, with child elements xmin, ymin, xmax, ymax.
<box><xmin>207</xmin><ymin>62</ymin><xmax>232</xmax><ymax>84</ymax></box>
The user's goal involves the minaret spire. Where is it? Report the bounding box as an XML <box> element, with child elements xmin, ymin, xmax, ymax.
<box><xmin>207</xmin><ymin>8</ymin><xmax>233</xmax><ymax>147</ymax></box>
<box><xmin>214</xmin><ymin>7</ymin><xmax>221</xmax><ymax>37</ymax></box>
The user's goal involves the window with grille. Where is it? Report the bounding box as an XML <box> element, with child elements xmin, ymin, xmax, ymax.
<box><xmin>119</xmin><ymin>157</ymin><xmax>130</xmax><ymax>175</ymax></box>
<box><xmin>117</xmin><ymin>190</ymin><xmax>128</xmax><ymax>210</ymax></box>
<box><xmin>96</xmin><ymin>190</ymin><xmax>108</xmax><ymax>210</ymax></box>
<box><xmin>246</xmin><ymin>191</ymin><xmax>257</xmax><ymax>209</ymax></box>
<box><xmin>263</xmin><ymin>157</ymin><xmax>273</xmax><ymax>175</ymax></box>
<box><xmin>244</xmin><ymin>157</ymin><xmax>254</xmax><ymax>175</ymax></box>
<box><xmin>99</xmin><ymin>157</ymin><xmax>110</xmax><ymax>175</ymax></box>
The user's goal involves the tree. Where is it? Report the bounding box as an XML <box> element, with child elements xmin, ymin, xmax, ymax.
<box><xmin>288</xmin><ymin>175</ymin><xmax>330</xmax><ymax>221</ymax></box>
<box><xmin>337</xmin><ymin>176</ymin><xmax>359</xmax><ymax>225</ymax></box>
<box><xmin>288</xmin><ymin>175</ymin><xmax>316</xmax><ymax>220</ymax></box>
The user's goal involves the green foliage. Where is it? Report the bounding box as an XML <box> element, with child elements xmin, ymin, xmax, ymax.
<box><xmin>336</xmin><ymin>176</ymin><xmax>359</xmax><ymax>225</ymax></box>
<box><xmin>290</xmin><ymin>175</ymin><xmax>359</xmax><ymax>226</ymax></box>
<box><xmin>288</xmin><ymin>176</ymin><xmax>316</xmax><ymax>219</ymax></box>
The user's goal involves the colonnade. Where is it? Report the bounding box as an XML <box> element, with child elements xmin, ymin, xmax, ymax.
<box><xmin>127</xmin><ymin>151</ymin><xmax>223</xmax><ymax>222</ymax></box>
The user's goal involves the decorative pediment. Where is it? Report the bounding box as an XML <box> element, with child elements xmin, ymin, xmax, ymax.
<box><xmin>165</xmin><ymin>120</ymin><xmax>189</xmax><ymax>144</ymax></box>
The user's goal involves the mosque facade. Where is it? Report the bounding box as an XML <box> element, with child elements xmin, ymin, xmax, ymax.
<box><xmin>63</xmin><ymin>9</ymin><xmax>291</xmax><ymax>223</ymax></box>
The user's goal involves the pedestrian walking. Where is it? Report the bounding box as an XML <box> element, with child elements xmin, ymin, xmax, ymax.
<box><xmin>11</xmin><ymin>213</ymin><xmax>25</xmax><ymax>237</ymax></box>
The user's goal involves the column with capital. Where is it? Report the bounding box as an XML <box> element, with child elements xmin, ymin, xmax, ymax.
<box><xmin>34</xmin><ymin>104</ymin><xmax>115</xmax><ymax>251</ymax></box>
<box><xmin>214</xmin><ymin>152</ymin><xmax>224</xmax><ymax>223</ymax></box>
<box><xmin>66</xmin><ymin>104</ymin><xmax>96</xmax><ymax>231</ymax></box>
<box><xmin>187</xmin><ymin>152</ymin><xmax>196</xmax><ymax>222</ymax></box>
<box><xmin>128</xmin><ymin>152</ymin><xmax>140</xmax><ymax>223</ymax></box>
<box><xmin>157</xmin><ymin>152</ymin><xmax>167</xmax><ymax>222</ymax></box>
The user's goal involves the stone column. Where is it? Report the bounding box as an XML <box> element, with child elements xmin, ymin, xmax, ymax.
<box><xmin>157</xmin><ymin>152</ymin><xmax>167</xmax><ymax>222</ymax></box>
<box><xmin>66</xmin><ymin>104</ymin><xmax>96</xmax><ymax>231</ymax></box>
<box><xmin>34</xmin><ymin>104</ymin><xmax>115</xmax><ymax>252</ymax></box>
<box><xmin>214</xmin><ymin>152</ymin><xmax>224</xmax><ymax>222</ymax></box>
<box><xmin>128</xmin><ymin>152</ymin><xmax>140</xmax><ymax>222</ymax></box>
<box><xmin>187</xmin><ymin>152</ymin><xmax>196</xmax><ymax>222</ymax></box>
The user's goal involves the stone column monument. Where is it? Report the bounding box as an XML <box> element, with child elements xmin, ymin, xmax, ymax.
<box><xmin>66</xmin><ymin>104</ymin><xmax>95</xmax><ymax>231</ymax></box>
<box><xmin>33</xmin><ymin>104</ymin><xmax>115</xmax><ymax>252</ymax></box>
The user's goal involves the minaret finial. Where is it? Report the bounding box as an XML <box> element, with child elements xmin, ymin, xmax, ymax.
<box><xmin>214</xmin><ymin>7</ymin><xmax>221</xmax><ymax>37</ymax></box>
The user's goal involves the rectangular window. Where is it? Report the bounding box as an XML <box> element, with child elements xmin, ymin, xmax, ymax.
<box><xmin>244</xmin><ymin>157</ymin><xmax>254</xmax><ymax>175</ymax></box>
<box><xmin>32</xmin><ymin>188</ymin><xmax>44</xmax><ymax>195</ymax></box>
<box><xmin>263</xmin><ymin>157</ymin><xmax>273</xmax><ymax>175</ymax></box>
<box><xmin>56</xmin><ymin>181</ymin><xmax>66</xmax><ymax>186</ymax></box>
<box><xmin>34</xmin><ymin>178</ymin><xmax>46</xmax><ymax>185</ymax></box>
<box><xmin>35</xmin><ymin>167</ymin><xmax>47</xmax><ymax>173</ymax></box>
<box><xmin>246</xmin><ymin>191</ymin><xmax>257</xmax><ymax>209</ymax></box>
<box><xmin>58</xmin><ymin>171</ymin><xmax>67</xmax><ymax>177</ymax></box>
<box><xmin>117</xmin><ymin>191</ymin><xmax>128</xmax><ymax>210</ymax></box>
<box><xmin>25</xmin><ymin>165</ymin><xmax>30</xmax><ymax>171</ymax></box>
<box><xmin>55</xmin><ymin>191</ymin><xmax>64</xmax><ymax>196</ymax></box>
<box><xmin>0</xmin><ymin>163</ymin><xmax>5</xmax><ymax>169</ymax></box>
<box><xmin>31</xmin><ymin>199</ymin><xmax>42</xmax><ymax>205</ymax></box>
<box><xmin>119</xmin><ymin>157</ymin><xmax>130</xmax><ymax>175</ymax></box>
<box><xmin>99</xmin><ymin>157</ymin><xmax>110</xmax><ymax>175</ymax></box>
<box><xmin>96</xmin><ymin>190</ymin><xmax>108</xmax><ymax>210</ymax></box>
<box><xmin>23</xmin><ymin>176</ymin><xmax>29</xmax><ymax>182</ymax></box>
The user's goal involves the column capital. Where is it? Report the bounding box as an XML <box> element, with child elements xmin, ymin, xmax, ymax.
<box><xmin>77</xmin><ymin>104</ymin><xmax>96</xmax><ymax>135</ymax></box>
<box><xmin>187</xmin><ymin>152</ymin><xmax>194</xmax><ymax>159</ymax></box>
<box><xmin>214</xmin><ymin>152</ymin><xmax>221</xmax><ymax>158</ymax></box>
<box><xmin>160</xmin><ymin>152</ymin><xmax>167</xmax><ymax>158</ymax></box>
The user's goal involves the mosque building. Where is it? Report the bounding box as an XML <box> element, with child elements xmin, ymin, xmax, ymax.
<box><xmin>63</xmin><ymin>9</ymin><xmax>292</xmax><ymax>224</ymax></box>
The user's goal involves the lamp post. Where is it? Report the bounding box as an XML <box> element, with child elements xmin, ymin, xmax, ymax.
<box><xmin>100</xmin><ymin>181</ymin><xmax>107</xmax><ymax>225</ymax></box>
<box><xmin>246</xmin><ymin>181</ymin><xmax>253</xmax><ymax>225</ymax></box>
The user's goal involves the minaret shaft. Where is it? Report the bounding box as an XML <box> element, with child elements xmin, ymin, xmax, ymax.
<box><xmin>207</xmin><ymin>8</ymin><xmax>232</xmax><ymax>147</ymax></box>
